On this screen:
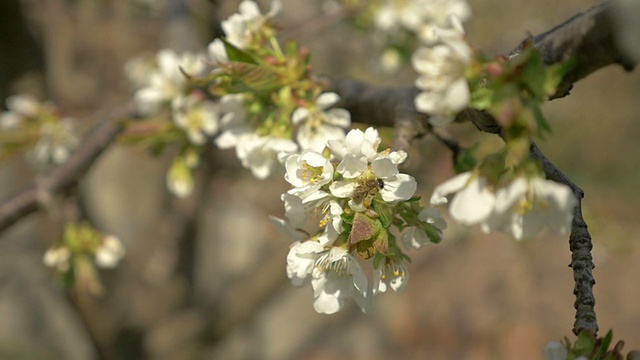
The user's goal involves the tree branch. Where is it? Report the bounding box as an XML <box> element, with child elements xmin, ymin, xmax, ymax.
<box><xmin>531</xmin><ymin>142</ymin><xmax>597</xmax><ymax>335</ymax></box>
<box><xmin>0</xmin><ymin>103</ymin><xmax>134</xmax><ymax>233</ymax></box>
<box><xmin>514</xmin><ymin>1</ymin><xmax>636</xmax><ymax>99</ymax></box>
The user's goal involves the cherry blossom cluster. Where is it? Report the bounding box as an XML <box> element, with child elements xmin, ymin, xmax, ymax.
<box><xmin>0</xmin><ymin>94</ymin><xmax>79</xmax><ymax>166</ymax></box>
<box><xmin>273</xmin><ymin>127</ymin><xmax>446</xmax><ymax>314</ymax></box>
<box><xmin>124</xmin><ymin>0</ymin><xmax>351</xmax><ymax>195</ymax></box>
<box><xmin>44</xmin><ymin>222</ymin><xmax>125</xmax><ymax>295</ymax></box>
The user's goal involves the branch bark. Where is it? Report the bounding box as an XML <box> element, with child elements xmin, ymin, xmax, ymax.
<box><xmin>0</xmin><ymin>103</ymin><xmax>134</xmax><ymax>233</ymax></box>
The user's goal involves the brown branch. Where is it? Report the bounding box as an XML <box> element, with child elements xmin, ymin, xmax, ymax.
<box><xmin>0</xmin><ymin>103</ymin><xmax>134</xmax><ymax>233</ymax></box>
<box><xmin>511</xmin><ymin>1</ymin><xmax>635</xmax><ymax>99</ymax></box>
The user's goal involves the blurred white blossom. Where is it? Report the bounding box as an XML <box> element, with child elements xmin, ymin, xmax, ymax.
<box><xmin>134</xmin><ymin>49</ymin><xmax>206</xmax><ymax>115</ymax></box>
<box><xmin>431</xmin><ymin>172</ymin><xmax>577</xmax><ymax>240</ymax></box>
<box><xmin>95</xmin><ymin>235</ymin><xmax>126</xmax><ymax>269</ymax></box>
<box><xmin>221</xmin><ymin>0</ymin><xmax>282</xmax><ymax>49</ymax></box>
<box><xmin>234</xmin><ymin>133</ymin><xmax>298</xmax><ymax>179</ymax></box>
<box><xmin>292</xmin><ymin>92</ymin><xmax>350</xmax><ymax>152</ymax></box>
<box><xmin>32</xmin><ymin>118</ymin><xmax>80</xmax><ymax>165</ymax></box>
<box><xmin>482</xmin><ymin>177</ymin><xmax>577</xmax><ymax>240</ymax></box>
<box><xmin>171</xmin><ymin>93</ymin><xmax>220</xmax><ymax>145</ymax></box>
<box><xmin>43</xmin><ymin>246</ymin><xmax>71</xmax><ymax>272</ymax></box>
<box><xmin>412</xmin><ymin>25</ymin><xmax>471</xmax><ymax>126</ymax></box>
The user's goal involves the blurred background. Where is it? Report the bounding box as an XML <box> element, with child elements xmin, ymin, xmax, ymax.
<box><xmin>0</xmin><ymin>0</ymin><xmax>638</xmax><ymax>359</ymax></box>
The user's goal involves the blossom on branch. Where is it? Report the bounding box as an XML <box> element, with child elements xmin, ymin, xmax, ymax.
<box><xmin>482</xmin><ymin>177</ymin><xmax>577</xmax><ymax>240</ymax></box>
<box><xmin>431</xmin><ymin>171</ymin><xmax>577</xmax><ymax>240</ymax></box>
<box><xmin>275</xmin><ymin>127</ymin><xmax>443</xmax><ymax>314</ymax></box>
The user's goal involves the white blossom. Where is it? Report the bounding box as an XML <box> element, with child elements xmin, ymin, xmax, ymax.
<box><xmin>124</xmin><ymin>55</ymin><xmax>156</xmax><ymax>89</ymax></box>
<box><xmin>430</xmin><ymin>171</ymin><xmax>496</xmax><ymax>225</ymax></box>
<box><xmin>281</xmin><ymin>191</ymin><xmax>343</xmax><ymax>246</ymax></box>
<box><xmin>482</xmin><ymin>178</ymin><xmax>577</xmax><ymax>240</ymax></box>
<box><xmin>402</xmin><ymin>207</ymin><xmax>447</xmax><ymax>250</ymax></box>
<box><xmin>269</xmin><ymin>216</ymin><xmax>307</xmax><ymax>243</ymax></box>
<box><xmin>235</xmin><ymin>133</ymin><xmax>298</xmax><ymax>179</ymax></box>
<box><xmin>374</xmin><ymin>0</ymin><xmax>470</xmax><ymax>37</ymax></box>
<box><xmin>286</xmin><ymin>240</ymin><xmax>324</xmax><ymax>286</ymax></box>
<box><xmin>329</xmin><ymin>143</ymin><xmax>417</xmax><ymax>211</ymax></box>
<box><xmin>412</xmin><ymin>32</ymin><xmax>471</xmax><ymax>126</ymax></box>
<box><xmin>167</xmin><ymin>156</ymin><xmax>195</xmax><ymax>198</ymax></box>
<box><xmin>373</xmin><ymin>257</ymin><xmax>409</xmax><ymax>294</ymax></box>
<box><xmin>43</xmin><ymin>246</ymin><xmax>71</xmax><ymax>272</ymax></box>
<box><xmin>221</xmin><ymin>0</ymin><xmax>282</xmax><ymax>49</ymax></box>
<box><xmin>1</xmin><ymin>94</ymin><xmax>42</xmax><ymax>129</ymax></box>
<box><xmin>214</xmin><ymin>94</ymin><xmax>251</xmax><ymax>150</ymax></box>
<box><xmin>311</xmin><ymin>247</ymin><xmax>370</xmax><ymax>314</ymax></box>
<box><xmin>134</xmin><ymin>49</ymin><xmax>206</xmax><ymax>115</ymax></box>
<box><xmin>543</xmin><ymin>341</ymin><xmax>569</xmax><ymax>360</ymax></box>
<box><xmin>171</xmin><ymin>94</ymin><xmax>219</xmax><ymax>145</ymax></box>
<box><xmin>284</xmin><ymin>150</ymin><xmax>334</xmax><ymax>198</ymax></box>
<box><xmin>292</xmin><ymin>92</ymin><xmax>351</xmax><ymax>152</ymax></box>
<box><xmin>95</xmin><ymin>235</ymin><xmax>126</xmax><ymax>269</ymax></box>
<box><xmin>32</xmin><ymin>119</ymin><xmax>80</xmax><ymax>165</ymax></box>
<box><xmin>207</xmin><ymin>38</ymin><xmax>229</xmax><ymax>64</ymax></box>
<box><xmin>327</xmin><ymin>127</ymin><xmax>380</xmax><ymax>162</ymax></box>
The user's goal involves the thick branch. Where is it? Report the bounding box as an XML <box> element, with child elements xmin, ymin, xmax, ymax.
<box><xmin>0</xmin><ymin>103</ymin><xmax>133</xmax><ymax>233</ymax></box>
<box><xmin>328</xmin><ymin>77</ymin><xmax>429</xmax><ymax>152</ymax></box>
<box><xmin>514</xmin><ymin>1</ymin><xmax>637</xmax><ymax>98</ymax></box>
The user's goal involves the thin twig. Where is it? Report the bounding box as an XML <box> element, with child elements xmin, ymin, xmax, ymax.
<box><xmin>531</xmin><ymin>142</ymin><xmax>597</xmax><ymax>335</ymax></box>
<box><xmin>0</xmin><ymin>103</ymin><xmax>134</xmax><ymax>233</ymax></box>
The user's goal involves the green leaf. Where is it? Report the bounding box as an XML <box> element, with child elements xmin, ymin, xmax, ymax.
<box><xmin>227</xmin><ymin>62</ymin><xmax>283</xmax><ymax>92</ymax></box>
<box><xmin>221</xmin><ymin>37</ymin><xmax>258</xmax><ymax>64</ymax></box>
<box><xmin>575</xmin><ymin>330</ymin><xmax>596</xmax><ymax>355</ymax></box>
<box><xmin>596</xmin><ymin>330</ymin><xmax>614</xmax><ymax>359</ymax></box>
<box><xmin>372</xmin><ymin>200</ymin><xmax>394</xmax><ymax>228</ymax></box>
<box><xmin>454</xmin><ymin>143</ymin><xmax>479</xmax><ymax>174</ymax></box>
<box><xmin>423</xmin><ymin>223</ymin><xmax>443</xmax><ymax>244</ymax></box>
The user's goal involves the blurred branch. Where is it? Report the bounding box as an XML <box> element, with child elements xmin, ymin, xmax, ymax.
<box><xmin>0</xmin><ymin>103</ymin><xmax>134</xmax><ymax>233</ymax></box>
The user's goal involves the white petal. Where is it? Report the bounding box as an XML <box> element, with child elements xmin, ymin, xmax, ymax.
<box><xmin>325</xmin><ymin>108</ymin><xmax>351</xmax><ymax>127</ymax></box>
<box><xmin>316</xmin><ymin>92</ymin><xmax>340</xmax><ymax>109</ymax></box>
<box><xmin>449</xmin><ymin>177</ymin><xmax>495</xmax><ymax>224</ymax></box>
<box><xmin>402</xmin><ymin>228</ymin><xmax>428</xmax><ymax>250</ymax></box>
<box><xmin>371</xmin><ymin>157</ymin><xmax>399</xmax><ymax>178</ymax></box>
<box><xmin>291</xmin><ymin>107</ymin><xmax>309</xmax><ymax>124</ymax></box>
<box><xmin>380</xmin><ymin>174</ymin><xmax>417</xmax><ymax>203</ymax></box>
<box><xmin>430</xmin><ymin>172</ymin><xmax>472</xmax><ymax>205</ymax></box>
<box><xmin>336</xmin><ymin>153</ymin><xmax>367</xmax><ymax>178</ymax></box>
<box><xmin>329</xmin><ymin>180</ymin><xmax>356</xmax><ymax>199</ymax></box>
